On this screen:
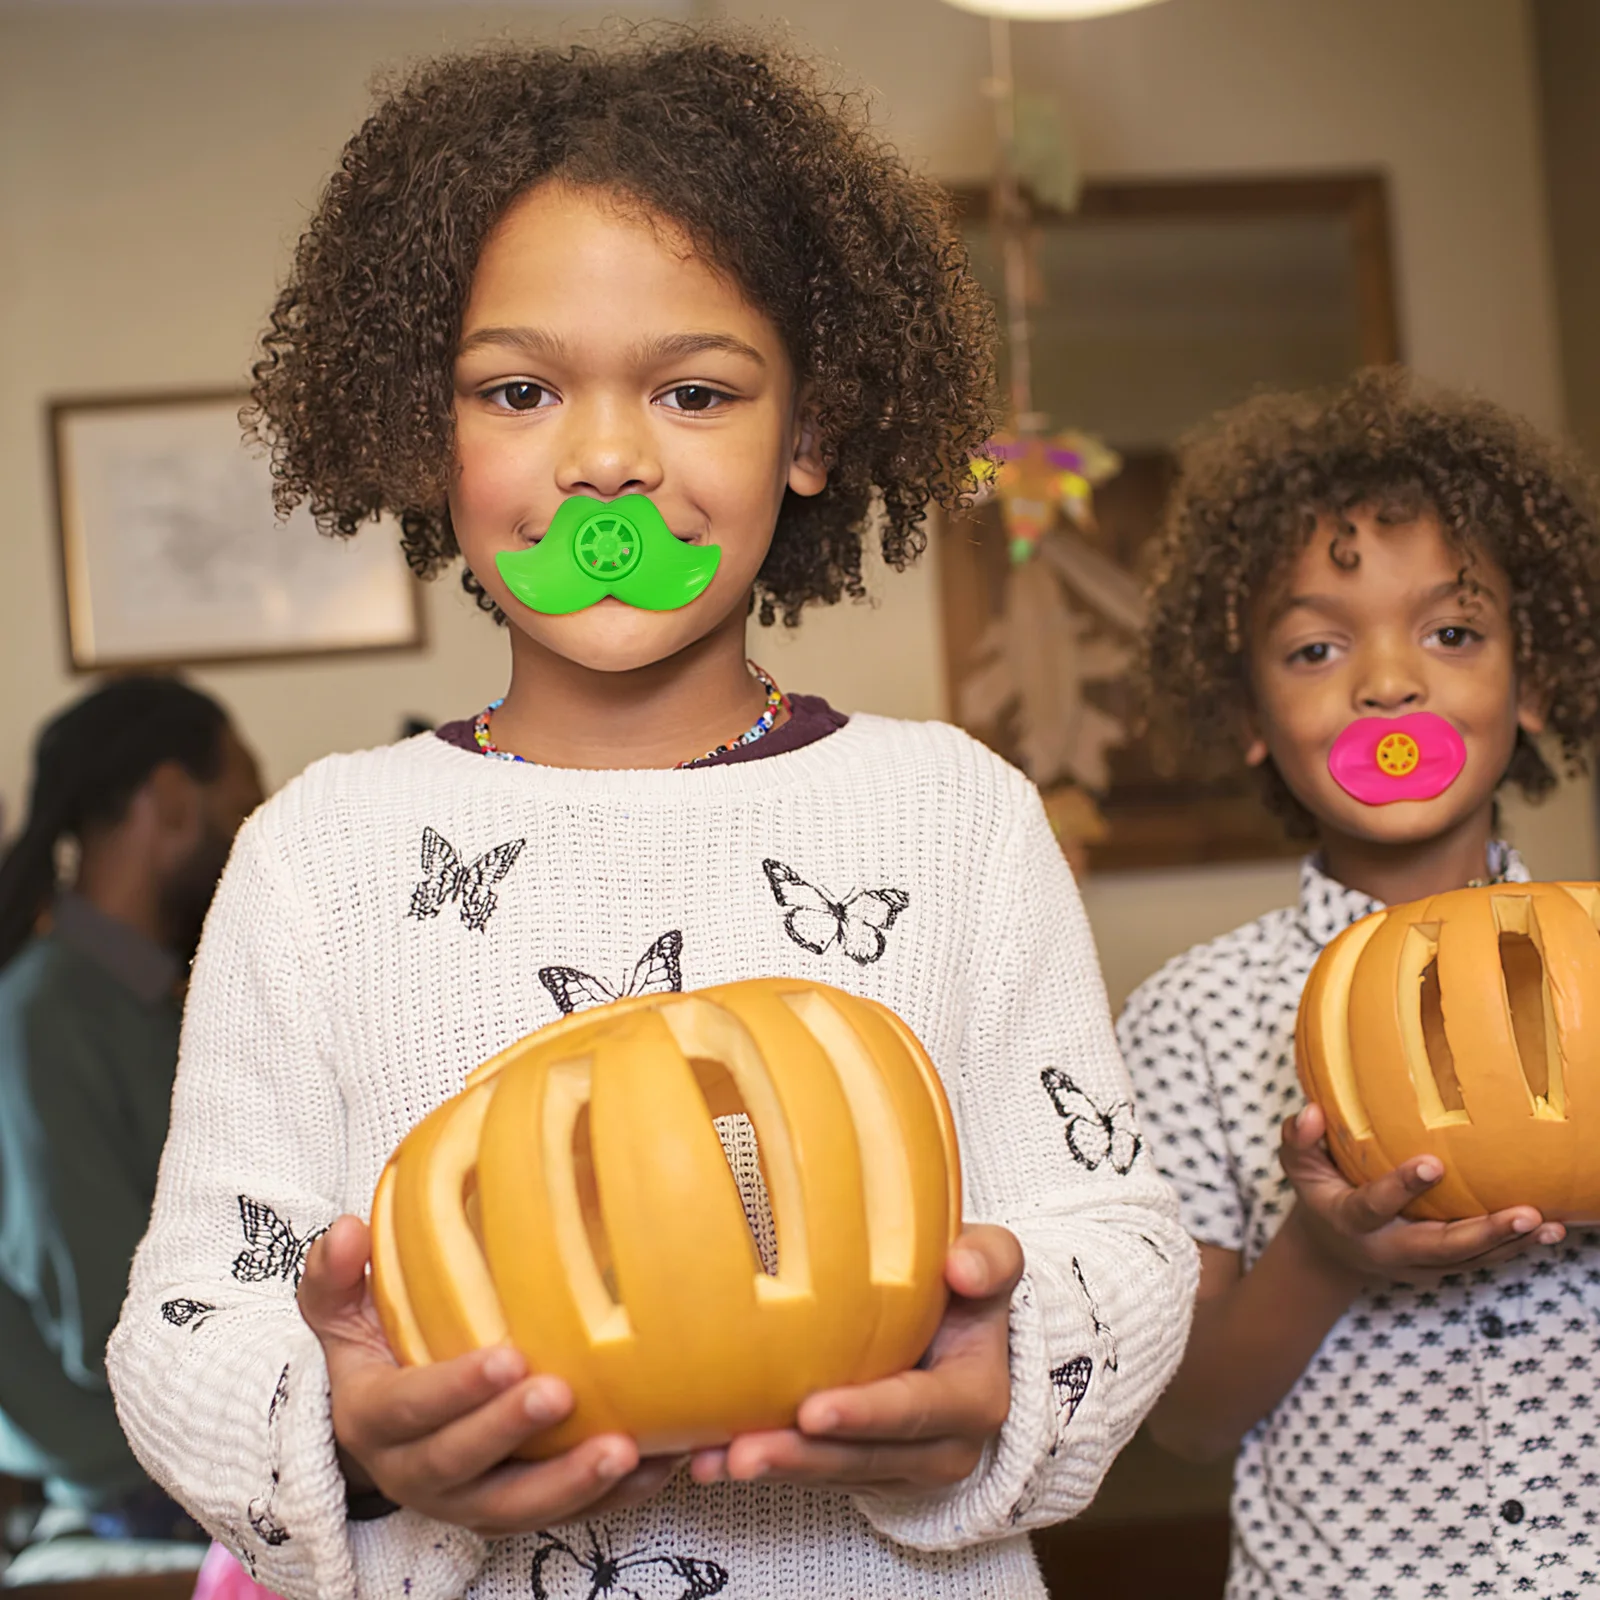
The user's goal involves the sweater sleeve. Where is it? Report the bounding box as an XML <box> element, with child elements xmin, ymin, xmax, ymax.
<box><xmin>855</xmin><ymin>783</ymin><xmax>1198</xmax><ymax>1548</ymax></box>
<box><xmin>106</xmin><ymin>815</ymin><xmax>487</xmax><ymax>1600</ymax></box>
<box><xmin>1117</xmin><ymin>961</ymin><xmax>1249</xmax><ymax>1252</ymax></box>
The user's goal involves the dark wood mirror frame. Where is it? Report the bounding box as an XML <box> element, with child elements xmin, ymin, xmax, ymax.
<box><xmin>939</xmin><ymin>172</ymin><xmax>1400</xmax><ymax>874</ymax></box>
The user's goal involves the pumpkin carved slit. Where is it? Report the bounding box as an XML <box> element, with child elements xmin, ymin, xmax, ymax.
<box><xmin>541</xmin><ymin>1058</ymin><xmax>630</xmax><ymax>1338</ymax></box>
<box><xmin>1399</xmin><ymin>923</ymin><xmax>1469</xmax><ymax>1128</ymax></box>
<box><xmin>779</xmin><ymin>991</ymin><xmax>917</xmax><ymax>1286</ymax></box>
<box><xmin>461</xmin><ymin>1167</ymin><xmax>485</xmax><ymax>1250</ymax></box>
<box><xmin>1419</xmin><ymin>958</ymin><xmax>1464</xmax><ymax>1113</ymax></box>
<box><xmin>690</xmin><ymin>1058</ymin><xmax>779</xmax><ymax>1276</ymax></box>
<box><xmin>571</xmin><ymin>1102</ymin><xmax>619</xmax><ymax>1302</ymax></box>
<box><xmin>1492</xmin><ymin>895</ymin><xmax>1566</xmax><ymax>1116</ymax></box>
<box><xmin>1499</xmin><ymin>932</ymin><xmax>1550</xmax><ymax>1099</ymax></box>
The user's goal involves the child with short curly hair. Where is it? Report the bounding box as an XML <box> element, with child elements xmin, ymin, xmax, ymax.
<box><xmin>1120</xmin><ymin>366</ymin><xmax>1600</xmax><ymax>1598</ymax></box>
<box><xmin>107</xmin><ymin>32</ymin><xmax>1195</xmax><ymax>1600</ymax></box>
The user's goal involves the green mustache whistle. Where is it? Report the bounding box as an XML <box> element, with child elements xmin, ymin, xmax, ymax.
<box><xmin>496</xmin><ymin>495</ymin><xmax>721</xmax><ymax>615</ymax></box>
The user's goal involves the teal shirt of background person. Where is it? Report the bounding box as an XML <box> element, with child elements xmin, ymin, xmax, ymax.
<box><xmin>0</xmin><ymin>893</ymin><xmax>182</xmax><ymax>1509</ymax></box>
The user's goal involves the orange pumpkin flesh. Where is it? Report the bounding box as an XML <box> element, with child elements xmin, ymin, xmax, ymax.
<box><xmin>1296</xmin><ymin>882</ymin><xmax>1600</xmax><ymax>1222</ymax></box>
<box><xmin>370</xmin><ymin>978</ymin><xmax>961</xmax><ymax>1457</ymax></box>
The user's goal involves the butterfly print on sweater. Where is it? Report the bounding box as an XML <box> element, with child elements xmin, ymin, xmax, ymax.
<box><xmin>761</xmin><ymin>858</ymin><xmax>909</xmax><ymax>965</ymax></box>
<box><xmin>246</xmin><ymin>1363</ymin><xmax>290</xmax><ymax>1547</ymax></box>
<box><xmin>540</xmin><ymin>931</ymin><xmax>684</xmax><ymax>1016</ymax></box>
<box><xmin>531</xmin><ymin>1525</ymin><xmax>728</xmax><ymax>1599</ymax></box>
<box><xmin>1072</xmin><ymin>1256</ymin><xmax>1119</xmax><ymax>1373</ymax></box>
<box><xmin>160</xmin><ymin>1297</ymin><xmax>217</xmax><ymax>1331</ymax></box>
<box><xmin>1050</xmin><ymin>1355</ymin><xmax>1093</xmax><ymax>1429</ymax></box>
<box><xmin>1040</xmin><ymin>1067</ymin><xmax>1142</xmax><ymax>1174</ymax></box>
<box><xmin>232</xmin><ymin>1196</ymin><xmax>322</xmax><ymax>1287</ymax></box>
<box><xmin>407</xmin><ymin>826</ymin><xmax>525</xmax><ymax>933</ymax></box>
<box><xmin>1039</xmin><ymin>1352</ymin><xmax>1095</xmax><ymax>1468</ymax></box>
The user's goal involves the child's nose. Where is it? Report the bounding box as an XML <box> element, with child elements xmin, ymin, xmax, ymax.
<box><xmin>1354</xmin><ymin>649</ymin><xmax>1426</xmax><ymax>714</ymax></box>
<box><xmin>555</xmin><ymin>398</ymin><xmax>664</xmax><ymax>500</ymax></box>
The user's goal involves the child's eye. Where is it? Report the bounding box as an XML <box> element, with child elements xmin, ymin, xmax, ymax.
<box><xmin>1288</xmin><ymin>641</ymin><xmax>1338</xmax><ymax>666</ymax></box>
<box><xmin>1429</xmin><ymin>624</ymin><xmax>1483</xmax><ymax>650</ymax></box>
<box><xmin>658</xmin><ymin>385</ymin><xmax>730</xmax><ymax>413</ymax></box>
<box><xmin>483</xmin><ymin>381</ymin><xmax>556</xmax><ymax>412</ymax></box>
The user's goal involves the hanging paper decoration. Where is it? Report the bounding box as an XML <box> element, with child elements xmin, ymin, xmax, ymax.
<box><xmin>958</xmin><ymin>536</ymin><xmax>1138</xmax><ymax>794</ymax></box>
<box><xmin>975</xmin><ymin>430</ymin><xmax>1122</xmax><ymax>563</ymax></box>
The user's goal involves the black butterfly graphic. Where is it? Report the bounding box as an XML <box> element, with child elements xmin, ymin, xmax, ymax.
<box><xmin>1138</xmin><ymin>1232</ymin><xmax>1172</xmax><ymax>1265</ymax></box>
<box><xmin>531</xmin><ymin>1526</ymin><xmax>728</xmax><ymax>1600</ymax></box>
<box><xmin>247</xmin><ymin>1363</ymin><xmax>290</xmax><ymax>1548</ymax></box>
<box><xmin>1040</xmin><ymin>1067</ymin><xmax>1142</xmax><ymax>1174</ymax></box>
<box><xmin>216</xmin><ymin>1522</ymin><xmax>258</xmax><ymax>1581</ymax></box>
<box><xmin>1050</xmin><ymin>1355</ymin><xmax>1093</xmax><ymax>1428</ymax></box>
<box><xmin>1072</xmin><ymin>1256</ymin><xmax>1119</xmax><ymax>1373</ymax></box>
<box><xmin>231</xmin><ymin>1196</ymin><xmax>323</xmax><ymax>1287</ymax></box>
<box><xmin>161</xmin><ymin>1297</ymin><xmax>217</xmax><ymax>1330</ymax></box>
<box><xmin>540</xmin><ymin>931</ymin><xmax>684</xmax><ymax>1016</ymax></box>
<box><xmin>407</xmin><ymin>826</ymin><xmax>525</xmax><ymax>933</ymax></box>
<box><xmin>761</xmin><ymin>858</ymin><xmax>909</xmax><ymax>966</ymax></box>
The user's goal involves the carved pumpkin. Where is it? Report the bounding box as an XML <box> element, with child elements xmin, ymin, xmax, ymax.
<box><xmin>1296</xmin><ymin>882</ymin><xmax>1600</xmax><ymax>1222</ymax></box>
<box><xmin>370</xmin><ymin>978</ymin><xmax>961</xmax><ymax>1457</ymax></box>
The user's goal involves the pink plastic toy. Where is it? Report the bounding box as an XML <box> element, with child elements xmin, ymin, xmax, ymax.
<box><xmin>191</xmin><ymin>1542</ymin><xmax>283</xmax><ymax>1600</ymax></box>
<box><xmin>1327</xmin><ymin>712</ymin><xmax>1466</xmax><ymax>805</ymax></box>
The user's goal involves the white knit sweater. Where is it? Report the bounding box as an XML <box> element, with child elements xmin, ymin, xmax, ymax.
<box><xmin>108</xmin><ymin>715</ymin><xmax>1196</xmax><ymax>1600</ymax></box>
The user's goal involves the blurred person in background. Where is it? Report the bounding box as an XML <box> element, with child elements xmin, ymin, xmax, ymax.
<box><xmin>0</xmin><ymin>677</ymin><xmax>262</xmax><ymax>1574</ymax></box>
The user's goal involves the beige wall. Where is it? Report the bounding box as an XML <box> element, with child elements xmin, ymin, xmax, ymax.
<box><xmin>1</xmin><ymin>0</ymin><xmax>1588</xmax><ymax>1010</ymax></box>
<box><xmin>1537</xmin><ymin>0</ymin><xmax>1600</xmax><ymax>460</ymax></box>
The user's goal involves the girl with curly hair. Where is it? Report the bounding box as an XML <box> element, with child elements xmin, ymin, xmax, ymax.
<box><xmin>1119</xmin><ymin>366</ymin><xmax>1600</xmax><ymax>1598</ymax></box>
<box><xmin>107</xmin><ymin>31</ymin><xmax>1195</xmax><ymax>1600</ymax></box>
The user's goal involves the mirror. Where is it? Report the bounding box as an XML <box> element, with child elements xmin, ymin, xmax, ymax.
<box><xmin>941</xmin><ymin>174</ymin><xmax>1400</xmax><ymax>871</ymax></box>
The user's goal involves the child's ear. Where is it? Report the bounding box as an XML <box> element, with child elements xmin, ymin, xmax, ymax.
<box><xmin>787</xmin><ymin>401</ymin><xmax>827</xmax><ymax>499</ymax></box>
<box><xmin>1241</xmin><ymin>710</ymin><xmax>1270</xmax><ymax>768</ymax></box>
<box><xmin>1516</xmin><ymin>676</ymin><xmax>1547</xmax><ymax>738</ymax></box>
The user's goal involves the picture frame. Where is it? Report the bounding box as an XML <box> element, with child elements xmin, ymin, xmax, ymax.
<box><xmin>939</xmin><ymin>173</ymin><xmax>1401</xmax><ymax>872</ymax></box>
<box><xmin>50</xmin><ymin>390</ymin><xmax>425</xmax><ymax>672</ymax></box>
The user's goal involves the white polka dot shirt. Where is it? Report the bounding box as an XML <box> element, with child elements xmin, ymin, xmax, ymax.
<box><xmin>1118</xmin><ymin>848</ymin><xmax>1600</xmax><ymax>1600</ymax></box>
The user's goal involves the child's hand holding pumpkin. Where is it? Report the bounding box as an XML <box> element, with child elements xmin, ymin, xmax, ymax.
<box><xmin>686</xmin><ymin>1224</ymin><xmax>1024</xmax><ymax>1495</ymax></box>
<box><xmin>1279</xmin><ymin>1104</ymin><xmax>1565</xmax><ymax>1287</ymax></box>
<box><xmin>297</xmin><ymin>1216</ymin><xmax>682</xmax><ymax>1536</ymax></box>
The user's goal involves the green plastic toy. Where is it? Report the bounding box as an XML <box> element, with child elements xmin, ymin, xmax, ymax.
<box><xmin>496</xmin><ymin>494</ymin><xmax>721</xmax><ymax>615</ymax></box>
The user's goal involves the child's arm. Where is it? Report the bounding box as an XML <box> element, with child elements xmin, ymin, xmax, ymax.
<box><xmin>1146</xmin><ymin>1105</ymin><xmax>1566</xmax><ymax>1461</ymax></box>
<box><xmin>693</xmin><ymin>782</ymin><xmax>1200</xmax><ymax>1544</ymax></box>
<box><xmin>106</xmin><ymin>815</ymin><xmax>484</xmax><ymax>1600</ymax></box>
<box><xmin>105</xmin><ymin>814</ymin><xmax>642</xmax><ymax>1600</ymax></box>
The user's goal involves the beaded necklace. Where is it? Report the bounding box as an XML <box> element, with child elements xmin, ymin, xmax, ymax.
<box><xmin>472</xmin><ymin>662</ymin><xmax>789</xmax><ymax>770</ymax></box>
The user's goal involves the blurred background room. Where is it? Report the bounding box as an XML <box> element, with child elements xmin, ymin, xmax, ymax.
<box><xmin>2</xmin><ymin>0</ymin><xmax>1598</xmax><ymax>1595</ymax></box>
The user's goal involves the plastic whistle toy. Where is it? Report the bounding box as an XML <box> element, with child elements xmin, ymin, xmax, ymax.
<box><xmin>496</xmin><ymin>494</ymin><xmax>721</xmax><ymax>615</ymax></box>
<box><xmin>1327</xmin><ymin>712</ymin><xmax>1466</xmax><ymax>805</ymax></box>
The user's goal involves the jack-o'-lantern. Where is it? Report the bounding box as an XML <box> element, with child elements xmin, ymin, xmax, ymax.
<box><xmin>1296</xmin><ymin>881</ymin><xmax>1600</xmax><ymax>1222</ymax></box>
<box><xmin>370</xmin><ymin>978</ymin><xmax>961</xmax><ymax>1457</ymax></box>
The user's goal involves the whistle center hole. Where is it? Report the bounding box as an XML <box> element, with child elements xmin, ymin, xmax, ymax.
<box><xmin>1377</xmin><ymin>733</ymin><xmax>1420</xmax><ymax>776</ymax></box>
<box><xmin>576</xmin><ymin>515</ymin><xmax>640</xmax><ymax>577</ymax></box>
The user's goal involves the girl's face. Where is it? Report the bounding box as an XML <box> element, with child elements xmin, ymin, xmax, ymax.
<box><xmin>1246</xmin><ymin>508</ymin><xmax>1544</xmax><ymax>846</ymax></box>
<box><xmin>450</xmin><ymin>182</ymin><xmax>826</xmax><ymax>672</ymax></box>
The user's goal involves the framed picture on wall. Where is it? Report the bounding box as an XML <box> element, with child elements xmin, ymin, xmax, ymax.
<box><xmin>50</xmin><ymin>390</ymin><xmax>424</xmax><ymax>671</ymax></box>
<box><xmin>941</xmin><ymin>173</ymin><xmax>1400</xmax><ymax>872</ymax></box>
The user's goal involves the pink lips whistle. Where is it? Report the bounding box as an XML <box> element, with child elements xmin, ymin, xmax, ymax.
<box><xmin>1327</xmin><ymin>712</ymin><xmax>1466</xmax><ymax>805</ymax></box>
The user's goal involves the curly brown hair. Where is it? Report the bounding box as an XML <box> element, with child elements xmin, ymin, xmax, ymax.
<box><xmin>1140</xmin><ymin>366</ymin><xmax>1600</xmax><ymax>833</ymax></box>
<box><xmin>246</xmin><ymin>28</ymin><xmax>996</xmax><ymax>624</ymax></box>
